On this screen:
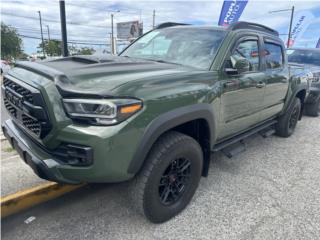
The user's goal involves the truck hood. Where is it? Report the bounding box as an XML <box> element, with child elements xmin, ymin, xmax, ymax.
<box><xmin>19</xmin><ymin>55</ymin><xmax>194</xmax><ymax>97</ymax></box>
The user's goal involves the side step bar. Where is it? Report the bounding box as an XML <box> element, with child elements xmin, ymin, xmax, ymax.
<box><xmin>221</xmin><ymin>140</ymin><xmax>247</xmax><ymax>158</ymax></box>
<box><xmin>212</xmin><ymin>119</ymin><xmax>277</xmax><ymax>152</ymax></box>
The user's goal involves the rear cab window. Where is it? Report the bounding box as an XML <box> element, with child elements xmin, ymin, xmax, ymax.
<box><xmin>264</xmin><ymin>41</ymin><xmax>284</xmax><ymax>69</ymax></box>
<box><xmin>234</xmin><ymin>40</ymin><xmax>260</xmax><ymax>72</ymax></box>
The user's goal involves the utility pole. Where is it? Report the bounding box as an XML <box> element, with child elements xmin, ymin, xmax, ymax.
<box><xmin>152</xmin><ymin>10</ymin><xmax>156</xmax><ymax>29</ymax></box>
<box><xmin>37</xmin><ymin>10</ymin><xmax>45</xmax><ymax>58</ymax></box>
<box><xmin>109</xmin><ymin>32</ymin><xmax>112</xmax><ymax>53</ymax></box>
<box><xmin>287</xmin><ymin>6</ymin><xmax>295</xmax><ymax>48</ymax></box>
<box><xmin>269</xmin><ymin>6</ymin><xmax>295</xmax><ymax>48</ymax></box>
<box><xmin>46</xmin><ymin>25</ymin><xmax>51</xmax><ymax>41</ymax></box>
<box><xmin>59</xmin><ymin>0</ymin><xmax>68</xmax><ymax>56</ymax></box>
<box><xmin>111</xmin><ymin>13</ymin><xmax>114</xmax><ymax>54</ymax></box>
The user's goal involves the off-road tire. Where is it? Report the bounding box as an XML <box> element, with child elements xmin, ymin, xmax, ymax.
<box><xmin>304</xmin><ymin>95</ymin><xmax>320</xmax><ymax>117</ymax></box>
<box><xmin>131</xmin><ymin>131</ymin><xmax>203</xmax><ymax>223</ymax></box>
<box><xmin>275</xmin><ymin>97</ymin><xmax>301</xmax><ymax>137</ymax></box>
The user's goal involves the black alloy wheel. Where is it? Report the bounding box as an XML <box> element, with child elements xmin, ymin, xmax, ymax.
<box><xmin>288</xmin><ymin>103</ymin><xmax>300</xmax><ymax>130</ymax></box>
<box><xmin>158</xmin><ymin>157</ymin><xmax>191</xmax><ymax>205</ymax></box>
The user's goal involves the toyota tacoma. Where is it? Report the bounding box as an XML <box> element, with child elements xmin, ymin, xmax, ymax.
<box><xmin>2</xmin><ymin>22</ymin><xmax>310</xmax><ymax>223</ymax></box>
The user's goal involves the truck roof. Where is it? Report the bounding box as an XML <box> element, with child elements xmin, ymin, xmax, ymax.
<box><xmin>156</xmin><ymin>21</ymin><xmax>279</xmax><ymax>37</ymax></box>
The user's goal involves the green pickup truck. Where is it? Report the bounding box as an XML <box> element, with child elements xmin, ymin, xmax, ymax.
<box><xmin>2</xmin><ymin>22</ymin><xmax>310</xmax><ymax>223</ymax></box>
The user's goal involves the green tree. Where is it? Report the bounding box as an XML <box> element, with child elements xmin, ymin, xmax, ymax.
<box><xmin>76</xmin><ymin>47</ymin><xmax>95</xmax><ymax>55</ymax></box>
<box><xmin>1</xmin><ymin>22</ymin><xmax>22</xmax><ymax>60</ymax></box>
<box><xmin>37</xmin><ymin>40</ymin><xmax>62</xmax><ymax>57</ymax></box>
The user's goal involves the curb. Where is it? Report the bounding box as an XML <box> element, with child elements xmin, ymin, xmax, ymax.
<box><xmin>1</xmin><ymin>182</ymin><xmax>85</xmax><ymax>218</ymax></box>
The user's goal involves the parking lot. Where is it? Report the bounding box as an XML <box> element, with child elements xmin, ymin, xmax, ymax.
<box><xmin>1</xmin><ymin>116</ymin><xmax>319</xmax><ymax>240</ymax></box>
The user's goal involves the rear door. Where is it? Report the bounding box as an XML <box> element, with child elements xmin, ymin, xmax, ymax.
<box><xmin>217</xmin><ymin>35</ymin><xmax>267</xmax><ymax>140</ymax></box>
<box><xmin>259</xmin><ymin>38</ymin><xmax>289</xmax><ymax>121</ymax></box>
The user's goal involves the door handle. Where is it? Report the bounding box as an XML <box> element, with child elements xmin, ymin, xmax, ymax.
<box><xmin>256</xmin><ymin>82</ymin><xmax>266</xmax><ymax>88</ymax></box>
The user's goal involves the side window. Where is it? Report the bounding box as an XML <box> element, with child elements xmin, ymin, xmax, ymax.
<box><xmin>232</xmin><ymin>40</ymin><xmax>260</xmax><ymax>72</ymax></box>
<box><xmin>264</xmin><ymin>42</ymin><xmax>283</xmax><ymax>69</ymax></box>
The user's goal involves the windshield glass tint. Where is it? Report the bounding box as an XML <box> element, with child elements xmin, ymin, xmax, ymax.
<box><xmin>287</xmin><ymin>49</ymin><xmax>320</xmax><ymax>66</ymax></box>
<box><xmin>120</xmin><ymin>28</ymin><xmax>227</xmax><ymax>70</ymax></box>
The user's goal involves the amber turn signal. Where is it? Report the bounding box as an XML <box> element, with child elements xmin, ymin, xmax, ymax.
<box><xmin>120</xmin><ymin>104</ymin><xmax>142</xmax><ymax>114</ymax></box>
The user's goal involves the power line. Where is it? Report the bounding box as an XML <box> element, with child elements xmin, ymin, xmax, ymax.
<box><xmin>65</xmin><ymin>2</ymin><xmax>142</xmax><ymax>16</ymax></box>
<box><xmin>2</xmin><ymin>12</ymin><xmax>112</xmax><ymax>28</ymax></box>
<box><xmin>18</xmin><ymin>34</ymin><xmax>108</xmax><ymax>46</ymax></box>
<box><xmin>14</xmin><ymin>28</ymin><xmax>108</xmax><ymax>40</ymax></box>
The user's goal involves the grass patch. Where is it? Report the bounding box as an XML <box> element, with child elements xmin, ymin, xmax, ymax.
<box><xmin>3</xmin><ymin>147</ymin><xmax>15</xmax><ymax>153</ymax></box>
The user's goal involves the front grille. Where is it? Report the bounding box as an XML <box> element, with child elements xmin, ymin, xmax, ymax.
<box><xmin>4</xmin><ymin>99</ymin><xmax>17</xmax><ymax>117</ymax></box>
<box><xmin>2</xmin><ymin>77</ymin><xmax>51</xmax><ymax>138</ymax></box>
<box><xmin>22</xmin><ymin>114</ymin><xmax>41</xmax><ymax>136</ymax></box>
<box><xmin>3</xmin><ymin>78</ymin><xmax>34</xmax><ymax>103</ymax></box>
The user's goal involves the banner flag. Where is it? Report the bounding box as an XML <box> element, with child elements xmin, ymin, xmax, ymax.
<box><xmin>316</xmin><ymin>38</ymin><xmax>320</xmax><ymax>48</ymax></box>
<box><xmin>218</xmin><ymin>0</ymin><xmax>248</xmax><ymax>26</ymax></box>
<box><xmin>289</xmin><ymin>11</ymin><xmax>315</xmax><ymax>47</ymax></box>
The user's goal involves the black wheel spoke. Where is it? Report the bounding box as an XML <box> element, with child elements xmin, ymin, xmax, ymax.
<box><xmin>289</xmin><ymin>106</ymin><xmax>299</xmax><ymax>129</ymax></box>
<box><xmin>160</xmin><ymin>186</ymin><xmax>171</xmax><ymax>203</ymax></box>
<box><xmin>179</xmin><ymin>161</ymin><xmax>191</xmax><ymax>173</ymax></box>
<box><xmin>158</xmin><ymin>157</ymin><xmax>191</xmax><ymax>205</ymax></box>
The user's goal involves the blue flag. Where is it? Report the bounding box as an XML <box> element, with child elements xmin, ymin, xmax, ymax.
<box><xmin>317</xmin><ymin>38</ymin><xmax>320</xmax><ymax>48</ymax></box>
<box><xmin>218</xmin><ymin>0</ymin><xmax>248</xmax><ymax>26</ymax></box>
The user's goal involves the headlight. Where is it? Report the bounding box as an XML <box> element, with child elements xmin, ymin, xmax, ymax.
<box><xmin>63</xmin><ymin>98</ymin><xmax>142</xmax><ymax>125</ymax></box>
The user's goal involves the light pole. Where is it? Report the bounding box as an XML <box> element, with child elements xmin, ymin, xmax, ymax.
<box><xmin>152</xmin><ymin>10</ymin><xmax>156</xmax><ymax>29</ymax></box>
<box><xmin>59</xmin><ymin>0</ymin><xmax>68</xmax><ymax>57</ymax></box>
<box><xmin>269</xmin><ymin>6</ymin><xmax>295</xmax><ymax>48</ymax></box>
<box><xmin>110</xmin><ymin>10</ymin><xmax>120</xmax><ymax>55</ymax></box>
<box><xmin>46</xmin><ymin>25</ymin><xmax>50</xmax><ymax>41</ymax></box>
<box><xmin>37</xmin><ymin>10</ymin><xmax>45</xmax><ymax>58</ymax></box>
<box><xmin>111</xmin><ymin>13</ymin><xmax>114</xmax><ymax>54</ymax></box>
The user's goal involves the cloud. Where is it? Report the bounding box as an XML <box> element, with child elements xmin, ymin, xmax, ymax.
<box><xmin>1</xmin><ymin>0</ymin><xmax>320</xmax><ymax>54</ymax></box>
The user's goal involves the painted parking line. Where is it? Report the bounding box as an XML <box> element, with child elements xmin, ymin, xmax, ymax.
<box><xmin>1</xmin><ymin>182</ymin><xmax>85</xmax><ymax>218</ymax></box>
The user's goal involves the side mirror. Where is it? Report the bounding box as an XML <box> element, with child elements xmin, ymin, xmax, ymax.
<box><xmin>225</xmin><ymin>57</ymin><xmax>251</xmax><ymax>75</ymax></box>
<box><xmin>234</xmin><ymin>58</ymin><xmax>250</xmax><ymax>74</ymax></box>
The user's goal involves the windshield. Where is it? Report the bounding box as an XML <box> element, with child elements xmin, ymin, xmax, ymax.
<box><xmin>120</xmin><ymin>28</ymin><xmax>227</xmax><ymax>70</ymax></box>
<box><xmin>287</xmin><ymin>49</ymin><xmax>320</xmax><ymax>66</ymax></box>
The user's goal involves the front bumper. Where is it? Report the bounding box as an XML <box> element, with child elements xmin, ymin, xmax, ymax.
<box><xmin>2</xmin><ymin>119</ymin><xmax>138</xmax><ymax>184</ymax></box>
<box><xmin>2</xmin><ymin>120</ymin><xmax>76</xmax><ymax>183</ymax></box>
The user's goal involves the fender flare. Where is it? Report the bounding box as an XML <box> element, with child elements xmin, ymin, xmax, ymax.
<box><xmin>127</xmin><ymin>103</ymin><xmax>216</xmax><ymax>174</ymax></box>
<box><xmin>281</xmin><ymin>83</ymin><xmax>307</xmax><ymax>117</ymax></box>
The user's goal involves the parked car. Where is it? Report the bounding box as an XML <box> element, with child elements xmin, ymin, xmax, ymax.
<box><xmin>287</xmin><ymin>48</ymin><xmax>320</xmax><ymax>116</ymax></box>
<box><xmin>2</xmin><ymin>22</ymin><xmax>310</xmax><ymax>223</ymax></box>
<box><xmin>1</xmin><ymin>60</ymin><xmax>11</xmax><ymax>75</ymax></box>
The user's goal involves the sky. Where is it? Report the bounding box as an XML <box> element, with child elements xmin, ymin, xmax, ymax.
<box><xmin>1</xmin><ymin>0</ymin><xmax>320</xmax><ymax>55</ymax></box>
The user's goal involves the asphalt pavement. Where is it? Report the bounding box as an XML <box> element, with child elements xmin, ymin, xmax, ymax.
<box><xmin>1</xmin><ymin>116</ymin><xmax>320</xmax><ymax>240</ymax></box>
<box><xmin>1</xmin><ymin>140</ymin><xmax>48</xmax><ymax>196</ymax></box>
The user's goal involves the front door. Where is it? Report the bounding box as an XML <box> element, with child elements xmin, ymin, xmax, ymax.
<box><xmin>217</xmin><ymin>37</ymin><xmax>266</xmax><ymax>140</ymax></box>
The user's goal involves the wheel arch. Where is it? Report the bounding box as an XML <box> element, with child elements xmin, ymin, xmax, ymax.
<box><xmin>282</xmin><ymin>83</ymin><xmax>307</xmax><ymax>120</ymax></box>
<box><xmin>127</xmin><ymin>104</ymin><xmax>216</xmax><ymax>176</ymax></box>
<box><xmin>295</xmin><ymin>89</ymin><xmax>307</xmax><ymax>119</ymax></box>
